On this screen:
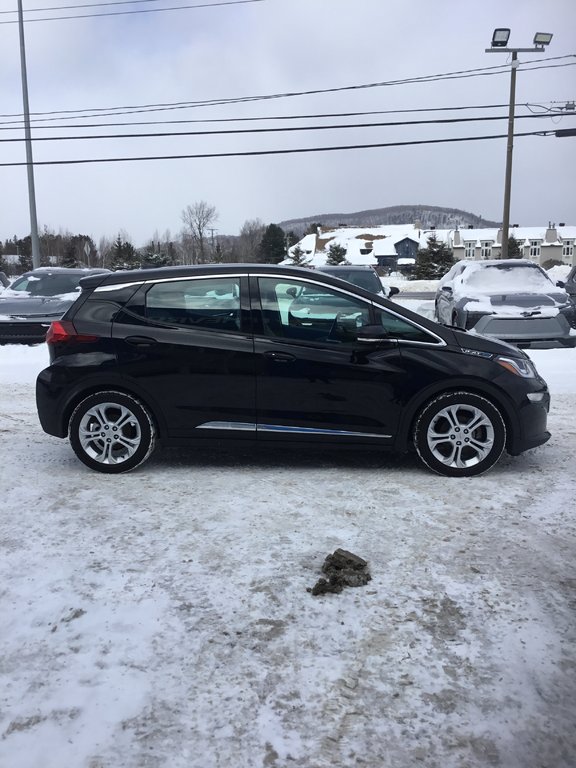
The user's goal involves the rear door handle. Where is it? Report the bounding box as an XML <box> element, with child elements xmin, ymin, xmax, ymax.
<box><xmin>125</xmin><ymin>335</ymin><xmax>158</xmax><ymax>348</ymax></box>
<box><xmin>264</xmin><ymin>351</ymin><xmax>295</xmax><ymax>363</ymax></box>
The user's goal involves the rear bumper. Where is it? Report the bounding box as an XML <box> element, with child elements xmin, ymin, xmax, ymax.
<box><xmin>0</xmin><ymin>321</ymin><xmax>50</xmax><ymax>344</ymax></box>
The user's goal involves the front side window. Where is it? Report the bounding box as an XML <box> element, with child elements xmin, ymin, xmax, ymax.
<box><xmin>143</xmin><ymin>277</ymin><xmax>240</xmax><ymax>331</ymax></box>
<box><xmin>258</xmin><ymin>277</ymin><xmax>370</xmax><ymax>343</ymax></box>
<box><xmin>374</xmin><ymin>307</ymin><xmax>439</xmax><ymax>343</ymax></box>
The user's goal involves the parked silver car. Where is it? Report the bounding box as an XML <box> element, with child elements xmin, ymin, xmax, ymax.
<box><xmin>0</xmin><ymin>267</ymin><xmax>109</xmax><ymax>344</ymax></box>
<box><xmin>434</xmin><ymin>259</ymin><xmax>576</xmax><ymax>348</ymax></box>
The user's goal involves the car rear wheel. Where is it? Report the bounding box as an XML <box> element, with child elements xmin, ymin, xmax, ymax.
<box><xmin>414</xmin><ymin>391</ymin><xmax>506</xmax><ymax>477</ymax></box>
<box><xmin>69</xmin><ymin>391</ymin><xmax>156</xmax><ymax>473</ymax></box>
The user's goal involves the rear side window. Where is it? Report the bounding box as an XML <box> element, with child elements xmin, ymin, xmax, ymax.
<box><xmin>143</xmin><ymin>278</ymin><xmax>241</xmax><ymax>332</ymax></box>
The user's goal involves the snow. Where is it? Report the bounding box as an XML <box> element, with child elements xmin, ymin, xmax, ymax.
<box><xmin>1</xmin><ymin>337</ymin><xmax>576</xmax><ymax>768</ymax></box>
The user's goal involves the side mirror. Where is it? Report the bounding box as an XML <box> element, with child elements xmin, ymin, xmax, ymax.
<box><xmin>387</xmin><ymin>286</ymin><xmax>400</xmax><ymax>297</ymax></box>
<box><xmin>556</xmin><ymin>280</ymin><xmax>566</xmax><ymax>288</ymax></box>
<box><xmin>286</xmin><ymin>286</ymin><xmax>298</xmax><ymax>298</ymax></box>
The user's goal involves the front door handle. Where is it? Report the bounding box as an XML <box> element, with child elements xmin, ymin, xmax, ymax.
<box><xmin>125</xmin><ymin>336</ymin><xmax>158</xmax><ymax>348</ymax></box>
<box><xmin>264</xmin><ymin>351</ymin><xmax>295</xmax><ymax>363</ymax></box>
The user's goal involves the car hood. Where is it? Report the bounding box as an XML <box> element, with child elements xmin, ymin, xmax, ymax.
<box><xmin>0</xmin><ymin>295</ymin><xmax>75</xmax><ymax>318</ymax></box>
<box><xmin>458</xmin><ymin>291</ymin><xmax>568</xmax><ymax>309</ymax></box>
<box><xmin>448</xmin><ymin>325</ymin><xmax>527</xmax><ymax>357</ymax></box>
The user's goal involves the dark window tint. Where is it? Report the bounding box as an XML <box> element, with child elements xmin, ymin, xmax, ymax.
<box><xmin>374</xmin><ymin>307</ymin><xmax>437</xmax><ymax>343</ymax></box>
<box><xmin>259</xmin><ymin>277</ymin><xmax>370</xmax><ymax>343</ymax></box>
<box><xmin>144</xmin><ymin>278</ymin><xmax>240</xmax><ymax>331</ymax></box>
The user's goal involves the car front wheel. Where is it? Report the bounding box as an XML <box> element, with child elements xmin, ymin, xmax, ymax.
<box><xmin>414</xmin><ymin>391</ymin><xmax>506</xmax><ymax>477</ymax></box>
<box><xmin>69</xmin><ymin>391</ymin><xmax>156</xmax><ymax>473</ymax></box>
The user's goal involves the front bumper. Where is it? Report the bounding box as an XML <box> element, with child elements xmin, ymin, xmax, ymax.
<box><xmin>469</xmin><ymin>314</ymin><xmax>576</xmax><ymax>349</ymax></box>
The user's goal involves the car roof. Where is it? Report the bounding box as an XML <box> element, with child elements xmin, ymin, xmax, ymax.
<box><xmin>22</xmin><ymin>267</ymin><xmax>109</xmax><ymax>277</ymax></box>
<box><xmin>81</xmin><ymin>263</ymin><xmax>339</xmax><ymax>289</ymax></box>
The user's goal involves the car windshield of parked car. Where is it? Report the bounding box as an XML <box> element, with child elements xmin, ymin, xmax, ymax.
<box><xmin>9</xmin><ymin>273</ymin><xmax>82</xmax><ymax>297</ymax></box>
<box><xmin>462</xmin><ymin>264</ymin><xmax>554</xmax><ymax>294</ymax></box>
<box><xmin>321</xmin><ymin>268</ymin><xmax>382</xmax><ymax>293</ymax></box>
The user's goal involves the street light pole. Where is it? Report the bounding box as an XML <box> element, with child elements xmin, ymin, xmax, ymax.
<box><xmin>501</xmin><ymin>51</ymin><xmax>518</xmax><ymax>261</ymax></box>
<box><xmin>17</xmin><ymin>0</ymin><xmax>41</xmax><ymax>269</ymax></box>
<box><xmin>486</xmin><ymin>29</ymin><xmax>553</xmax><ymax>259</ymax></box>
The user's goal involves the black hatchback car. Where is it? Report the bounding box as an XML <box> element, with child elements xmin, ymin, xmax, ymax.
<box><xmin>36</xmin><ymin>264</ymin><xmax>551</xmax><ymax>477</ymax></box>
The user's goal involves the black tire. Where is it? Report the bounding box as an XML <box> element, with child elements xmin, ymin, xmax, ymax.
<box><xmin>69</xmin><ymin>391</ymin><xmax>156</xmax><ymax>474</ymax></box>
<box><xmin>414</xmin><ymin>391</ymin><xmax>506</xmax><ymax>477</ymax></box>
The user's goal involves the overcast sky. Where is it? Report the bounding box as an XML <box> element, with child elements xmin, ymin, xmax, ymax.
<box><xmin>1</xmin><ymin>0</ymin><xmax>575</xmax><ymax>247</ymax></box>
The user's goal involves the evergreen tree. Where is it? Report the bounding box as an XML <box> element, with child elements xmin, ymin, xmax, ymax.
<box><xmin>258</xmin><ymin>224</ymin><xmax>286</xmax><ymax>263</ymax></box>
<box><xmin>286</xmin><ymin>230</ymin><xmax>299</xmax><ymax>248</ymax></box>
<box><xmin>326</xmin><ymin>242</ymin><xmax>348</xmax><ymax>265</ymax></box>
<box><xmin>110</xmin><ymin>235</ymin><xmax>140</xmax><ymax>271</ymax></box>
<box><xmin>414</xmin><ymin>235</ymin><xmax>454</xmax><ymax>280</ymax></box>
<box><xmin>0</xmin><ymin>252</ymin><xmax>10</xmax><ymax>277</ymax></box>
<box><xmin>61</xmin><ymin>242</ymin><xmax>80</xmax><ymax>268</ymax></box>
<box><xmin>506</xmin><ymin>234</ymin><xmax>523</xmax><ymax>259</ymax></box>
<box><xmin>286</xmin><ymin>245</ymin><xmax>310</xmax><ymax>266</ymax></box>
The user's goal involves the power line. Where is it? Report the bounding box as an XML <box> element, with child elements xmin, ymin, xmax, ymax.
<box><xmin>0</xmin><ymin>56</ymin><xmax>573</xmax><ymax>122</ymax></box>
<box><xmin>0</xmin><ymin>0</ymin><xmax>265</xmax><ymax>24</ymax></box>
<box><xmin>0</xmin><ymin>0</ymin><xmax>170</xmax><ymax>13</ymax></box>
<box><xmin>0</xmin><ymin>111</ymin><xmax>570</xmax><ymax>143</ymax></box>
<box><xmin>3</xmin><ymin>101</ymin><xmax>573</xmax><ymax>130</ymax></box>
<box><xmin>0</xmin><ymin>130</ymin><xmax>553</xmax><ymax>167</ymax></box>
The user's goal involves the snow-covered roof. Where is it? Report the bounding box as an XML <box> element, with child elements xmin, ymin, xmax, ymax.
<box><xmin>291</xmin><ymin>223</ymin><xmax>576</xmax><ymax>265</ymax></box>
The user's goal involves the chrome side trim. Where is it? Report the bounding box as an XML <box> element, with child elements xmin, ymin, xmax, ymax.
<box><xmin>95</xmin><ymin>273</ymin><xmax>246</xmax><ymax>293</ymax></box>
<box><xmin>197</xmin><ymin>421</ymin><xmax>256</xmax><ymax>432</ymax></box>
<box><xmin>196</xmin><ymin>421</ymin><xmax>391</xmax><ymax>439</ymax></box>
<box><xmin>257</xmin><ymin>424</ymin><xmax>391</xmax><ymax>439</ymax></box>
<box><xmin>94</xmin><ymin>281</ymin><xmax>144</xmax><ymax>292</ymax></box>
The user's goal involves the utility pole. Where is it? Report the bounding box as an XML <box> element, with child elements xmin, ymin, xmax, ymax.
<box><xmin>17</xmin><ymin>0</ymin><xmax>41</xmax><ymax>269</ymax></box>
<box><xmin>486</xmin><ymin>29</ymin><xmax>553</xmax><ymax>259</ymax></box>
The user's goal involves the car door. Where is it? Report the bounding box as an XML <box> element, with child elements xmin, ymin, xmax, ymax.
<box><xmin>111</xmin><ymin>274</ymin><xmax>256</xmax><ymax>439</ymax></box>
<box><xmin>251</xmin><ymin>274</ymin><xmax>410</xmax><ymax>447</ymax></box>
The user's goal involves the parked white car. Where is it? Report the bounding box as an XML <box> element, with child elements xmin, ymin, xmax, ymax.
<box><xmin>434</xmin><ymin>259</ymin><xmax>576</xmax><ymax>348</ymax></box>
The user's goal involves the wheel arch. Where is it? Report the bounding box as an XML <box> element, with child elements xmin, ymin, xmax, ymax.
<box><xmin>58</xmin><ymin>376</ymin><xmax>167</xmax><ymax>441</ymax></box>
<box><xmin>394</xmin><ymin>378</ymin><xmax>519</xmax><ymax>454</ymax></box>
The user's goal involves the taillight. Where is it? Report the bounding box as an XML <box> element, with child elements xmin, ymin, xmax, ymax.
<box><xmin>46</xmin><ymin>320</ymin><xmax>97</xmax><ymax>344</ymax></box>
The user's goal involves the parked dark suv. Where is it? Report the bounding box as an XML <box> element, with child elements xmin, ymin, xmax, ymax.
<box><xmin>36</xmin><ymin>264</ymin><xmax>551</xmax><ymax>477</ymax></box>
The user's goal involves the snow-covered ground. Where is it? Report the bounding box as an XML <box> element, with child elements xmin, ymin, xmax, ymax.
<box><xmin>1</xmin><ymin>336</ymin><xmax>575</xmax><ymax>768</ymax></box>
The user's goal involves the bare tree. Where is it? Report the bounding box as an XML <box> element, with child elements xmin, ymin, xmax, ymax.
<box><xmin>180</xmin><ymin>201</ymin><xmax>218</xmax><ymax>264</ymax></box>
<box><xmin>237</xmin><ymin>218</ymin><xmax>265</xmax><ymax>262</ymax></box>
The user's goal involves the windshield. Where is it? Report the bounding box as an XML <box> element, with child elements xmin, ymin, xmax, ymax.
<box><xmin>463</xmin><ymin>264</ymin><xmax>554</xmax><ymax>293</ymax></box>
<box><xmin>9</xmin><ymin>273</ymin><xmax>82</xmax><ymax>297</ymax></box>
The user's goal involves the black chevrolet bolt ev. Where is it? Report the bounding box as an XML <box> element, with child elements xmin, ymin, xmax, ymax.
<box><xmin>35</xmin><ymin>264</ymin><xmax>551</xmax><ymax>477</ymax></box>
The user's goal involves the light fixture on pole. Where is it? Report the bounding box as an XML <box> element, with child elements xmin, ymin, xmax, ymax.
<box><xmin>486</xmin><ymin>29</ymin><xmax>553</xmax><ymax>259</ymax></box>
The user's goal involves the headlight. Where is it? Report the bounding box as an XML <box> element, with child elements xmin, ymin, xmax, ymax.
<box><xmin>495</xmin><ymin>356</ymin><xmax>536</xmax><ymax>378</ymax></box>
